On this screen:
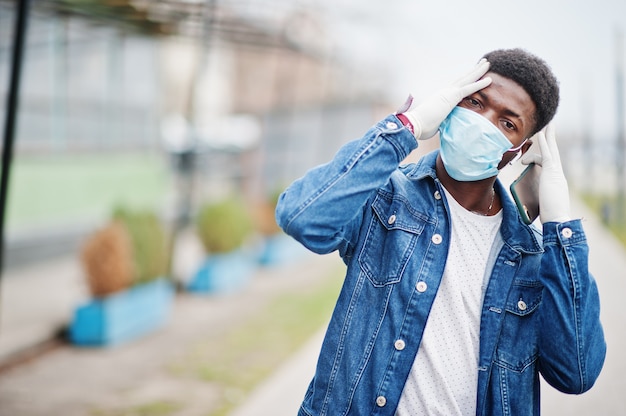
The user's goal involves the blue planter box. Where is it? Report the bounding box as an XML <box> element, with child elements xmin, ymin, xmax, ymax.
<box><xmin>69</xmin><ymin>278</ymin><xmax>174</xmax><ymax>346</ymax></box>
<box><xmin>257</xmin><ymin>234</ymin><xmax>308</xmax><ymax>266</ymax></box>
<box><xmin>187</xmin><ymin>250</ymin><xmax>254</xmax><ymax>294</ymax></box>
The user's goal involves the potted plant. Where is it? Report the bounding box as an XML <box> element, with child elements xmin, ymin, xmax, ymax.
<box><xmin>69</xmin><ymin>208</ymin><xmax>174</xmax><ymax>346</ymax></box>
<box><xmin>253</xmin><ymin>190</ymin><xmax>307</xmax><ymax>266</ymax></box>
<box><xmin>186</xmin><ymin>196</ymin><xmax>255</xmax><ymax>293</ymax></box>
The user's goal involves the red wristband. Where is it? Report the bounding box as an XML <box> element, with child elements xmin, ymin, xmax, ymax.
<box><xmin>396</xmin><ymin>113</ymin><xmax>414</xmax><ymax>135</ymax></box>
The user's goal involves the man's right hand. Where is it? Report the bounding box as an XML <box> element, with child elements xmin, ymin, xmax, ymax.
<box><xmin>521</xmin><ymin>123</ymin><xmax>571</xmax><ymax>224</ymax></box>
<box><xmin>402</xmin><ymin>59</ymin><xmax>492</xmax><ymax>140</ymax></box>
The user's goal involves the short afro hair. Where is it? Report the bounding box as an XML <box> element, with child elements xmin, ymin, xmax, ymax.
<box><xmin>482</xmin><ymin>48</ymin><xmax>559</xmax><ymax>135</ymax></box>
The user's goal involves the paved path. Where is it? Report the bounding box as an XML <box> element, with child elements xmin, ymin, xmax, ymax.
<box><xmin>540</xmin><ymin>198</ymin><xmax>626</xmax><ymax>415</ymax></box>
<box><xmin>0</xmin><ymin>256</ymin><xmax>86</xmax><ymax>363</ymax></box>
<box><xmin>0</xmin><ymin>231</ymin><xmax>342</xmax><ymax>416</ymax></box>
<box><xmin>0</xmin><ymin>195</ymin><xmax>623</xmax><ymax>416</ymax></box>
<box><xmin>230</xmin><ymin>328</ymin><xmax>325</xmax><ymax>416</ymax></box>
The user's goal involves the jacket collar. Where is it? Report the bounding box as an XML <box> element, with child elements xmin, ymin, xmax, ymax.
<box><xmin>405</xmin><ymin>150</ymin><xmax>543</xmax><ymax>255</ymax></box>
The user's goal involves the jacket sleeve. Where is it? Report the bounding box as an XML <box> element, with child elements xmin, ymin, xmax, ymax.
<box><xmin>537</xmin><ymin>220</ymin><xmax>606</xmax><ymax>394</ymax></box>
<box><xmin>275</xmin><ymin>115</ymin><xmax>417</xmax><ymax>260</ymax></box>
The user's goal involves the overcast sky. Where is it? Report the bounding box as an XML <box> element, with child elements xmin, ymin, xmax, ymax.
<box><xmin>307</xmin><ymin>0</ymin><xmax>626</xmax><ymax>141</ymax></box>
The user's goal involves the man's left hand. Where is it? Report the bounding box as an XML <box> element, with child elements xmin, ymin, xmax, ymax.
<box><xmin>521</xmin><ymin>123</ymin><xmax>571</xmax><ymax>223</ymax></box>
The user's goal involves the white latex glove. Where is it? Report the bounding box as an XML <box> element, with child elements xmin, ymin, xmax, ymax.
<box><xmin>521</xmin><ymin>123</ymin><xmax>571</xmax><ymax>223</ymax></box>
<box><xmin>401</xmin><ymin>59</ymin><xmax>492</xmax><ymax>140</ymax></box>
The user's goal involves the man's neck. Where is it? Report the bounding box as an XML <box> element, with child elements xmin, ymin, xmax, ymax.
<box><xmin>435</xmin><ymin>155</ymin><xmax>501</xmax><ymax>216</ymax></box>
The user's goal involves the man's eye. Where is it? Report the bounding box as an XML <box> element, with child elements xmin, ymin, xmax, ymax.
<box><xmin>503</xmin><ymin>120</ymin><xmax>516</xmax><ymax>130</ymax></box>
<box><xmin>461</xmin><ymin>97</ymin><xmax>480</xmax><ymax>107</ymax></box>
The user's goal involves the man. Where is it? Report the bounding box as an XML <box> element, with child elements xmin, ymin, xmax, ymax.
<box><xmin>275</xmin><ymin>48</ymin><xmax>606</xmax><ymax>415</ymax></box>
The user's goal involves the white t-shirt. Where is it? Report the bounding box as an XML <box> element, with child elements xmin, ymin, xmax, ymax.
<box><xmin>396</xmin><ymin>187</ymin><xmax>503</xmax><ymax>416</ymax></box>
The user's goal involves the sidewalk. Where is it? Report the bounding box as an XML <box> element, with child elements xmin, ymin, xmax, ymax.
<box><xmin>230</xmin><ymin>328</ymin><xmax>325</xmax><ymax>416</ymax></box>
<box><xmin>0</xmin><ymin>231</ymin><xmax>343</xmax><ymax>416</ymax></box>
<box><xmin>0</xmin><ymin>227</ymin><xmax>205</xmax><ymax>364</ymax></box>
<box><xmin>539</xmin><ymin>197</ymin><xmax>626</xmax><ymax>415</ymax></box>
<box><xmin>0</xmin><ymin>195</ymin><xmax>624</xmax><ymax>416</ymax></box>
<box><xmin>0</xmin><ymin>255</ymin><xmax>86</xmax><ymax>364</ymax></box>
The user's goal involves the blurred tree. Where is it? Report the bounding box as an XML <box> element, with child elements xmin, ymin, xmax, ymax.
<box><xmin>46</xmin><ymin>0</ymin><xmax>175</xmax><ymax>35</ymax></box>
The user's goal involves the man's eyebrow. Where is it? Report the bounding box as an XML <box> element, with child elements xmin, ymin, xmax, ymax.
<box><xmin>503</xmin><ymin>108</ymin><xmax>522</xmax><ymax>120</ymax></box>
<box><xmin>476</xmin><ymin>90</ymin><xmax>524</xmax><ymax>121</ymax></box>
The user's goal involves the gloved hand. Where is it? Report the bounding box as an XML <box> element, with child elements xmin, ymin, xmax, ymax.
<box><xmin>401</xmin><ymin>59</ymin><xmax>492</xmax><ymax>140</ymax></box>
<box><xmin>521</xmin><ymin>123</ymin><xmax>571</xmax><ymax>223</ymax></box>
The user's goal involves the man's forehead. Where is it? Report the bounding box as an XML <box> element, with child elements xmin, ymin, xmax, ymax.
<box><xmin>480</xmin><ymin>73</ymin><xmax>536</xmax><ymax>130</ymax></box>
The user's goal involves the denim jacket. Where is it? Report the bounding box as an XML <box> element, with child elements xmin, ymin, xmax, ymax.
<box><xmin>275</xmin><ymin>115</ymin><xmax>606</xmax><ymax>416</ymax></box>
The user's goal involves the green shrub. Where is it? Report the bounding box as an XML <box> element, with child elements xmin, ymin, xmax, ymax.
<box><xmin>196</xmin><ymin>198</ymin><xmax>253</xmax><ymax>254</ymax></box>
<box><xmin>113</xmin><ymin>207</ymin><xmax>168</xmax><ymax>284</ymax></box>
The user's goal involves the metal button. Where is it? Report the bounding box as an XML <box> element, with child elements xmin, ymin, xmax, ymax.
<box><xmin>434</xmin><ymin>190</ymin><xmax>441</xmax><ymax>200</ymax></box>
<box><xmin>386</xmin><ymin>121</ymin><xmax>398</xmax><ymax>129</ymax></box>
<box><xmin>517</xmin><ymin>300</ymin><xmax>527</xmax><ymax>311</ymax></box>
<box><xmin>416</xmin><ymin>281</ymin><xmax>428</xmax><ymax>293</ymax></box>
<box><xmin>431</xmin><ymin>234</ymin><xmax>442</xmax><ymax>244</ymax></box>
<box><xmin>388</xmin><ymin>214</ymin><xmax>396</xmax><ymax>225</ymax></box>
<box><xmin>561</xmin><ymin>228</ymin><xmax>573</xmax><ymax>238</ymax></box>
<box><xmin>376</xmin><ymin>396</ymin><xmax>387</xmax><ymax>407</ymax></box>
<box><xmin>394</xmin><ymin>339</ymin><xmax>406</xmax><ymax>351</ymax></box>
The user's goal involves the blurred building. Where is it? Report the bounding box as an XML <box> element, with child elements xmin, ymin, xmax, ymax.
<box><xmin>0</xmin><ymin>0</ymin><xmax>388</xmax><ymax>266</ymax></box>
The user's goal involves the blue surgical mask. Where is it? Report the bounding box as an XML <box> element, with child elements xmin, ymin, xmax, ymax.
<box><xmin>438</xmin><ymin>106</ymin><xmax>513</xmax><ymax>181</ymax></box>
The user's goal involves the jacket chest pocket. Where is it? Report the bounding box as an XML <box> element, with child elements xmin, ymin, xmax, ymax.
<box><xmin>358</xmin><ymin>194</ymin><xmax>427</xmax><ymax>287</ymax></box>
<box><xmin>495</xmin><ymin>280</ymin><xmax>544</xmax><ymax>372</ymax></box>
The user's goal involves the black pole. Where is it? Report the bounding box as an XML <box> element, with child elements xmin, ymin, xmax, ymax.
<box><xmin>0</xmin><ymin>0</ymin><xmax>31</xmax><ymax>279</ymax></box>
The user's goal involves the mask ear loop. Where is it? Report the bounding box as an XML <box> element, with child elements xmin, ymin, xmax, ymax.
<box><xmin>506</xmin><ymin>138</ymin><xmax>529</xmax><ymax>165</ymax></box>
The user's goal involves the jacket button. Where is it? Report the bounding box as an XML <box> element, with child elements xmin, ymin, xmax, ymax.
<box><xmin>388</xmin><ymin>214</ymin><xmax>396</xmax><ymax>225</ymax></box>
<box><xmin>416</xmin><ymin>281</ymin><xmax>428</xmax><ymax>292</ymax></box>
<box><xmin>561</xmin><ymin>227</ymin><xmax>573</xmax><ymax>238</ymax></box>
<box><xmin>376</xmin><ymin>396</ymin><xmax>387</xmax><ymax>407</ymax></box>
<box><xmin>517</xmin><ymin>300</ymin><xmax>527</xmax><ymax>311</ymax></box>
<box><xmin>431</xmin><ymin>234</ymin><xmax>442</xmax><ymax>244</ymax></box>
<box><xmin>434</xmin><ymin>190</ymin><xmax>441</xmax><ymax>200</ymax></box>
<box><xmin>394</xmin><ymin>339</ymin><xmax>406</xmax><ymax>351</ymax></box>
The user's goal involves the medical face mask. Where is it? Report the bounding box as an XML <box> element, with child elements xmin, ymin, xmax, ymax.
<box><xmin>438</xmin><ymin>106</ymin><xmax>513</xmax><ymax>181</ymax></box>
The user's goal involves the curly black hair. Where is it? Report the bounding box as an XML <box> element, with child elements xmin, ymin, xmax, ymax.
<box><xmin>482</xmin><ymin>48</ymin><xmax>559</xmax><ymax>135</ymax></box>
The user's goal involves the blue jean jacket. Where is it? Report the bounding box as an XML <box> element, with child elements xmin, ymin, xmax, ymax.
<box><xmin>275</xmin><ymin>115</ymin><xmax>606</xmax><ymax>416</ymax></box>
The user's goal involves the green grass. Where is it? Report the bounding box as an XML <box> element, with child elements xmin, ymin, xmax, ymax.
<box><xmin>170</xmin><ymin>269</ymin><xmax>343</xmax><ymax>416</ymax></box>
<box><xmin>90</xmin><ymin>401</ymin><xmax>183</xmax><ymax>416</ymax></box>
<box><xmin>580</xmin><ymin>192</ymin><xmax>626</xmax><ymax>245</ymax></box>
<box><xmin>5</xmin><ymin>153</ymin><xmax>170</xmax><ymax>229</ymax></box>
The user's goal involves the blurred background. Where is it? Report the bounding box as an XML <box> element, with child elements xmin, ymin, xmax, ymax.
<box><xmin>1</xmin><ymin>0</ymin><xmax>626</xmax><ymax>415</ymax></box>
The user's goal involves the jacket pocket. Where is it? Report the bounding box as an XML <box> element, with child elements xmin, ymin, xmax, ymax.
<box><xmin>494</xmin><ymin>280</ymin><xmax>544</xmax><ymax>372</ymax></box>
<box><xmin>358</xmin><ymin>193</ymin><xmax>426</xmax><ymax>287</ymax></box>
